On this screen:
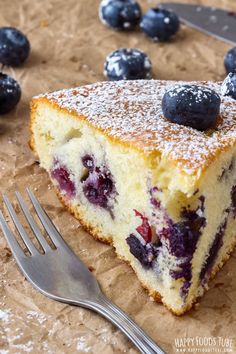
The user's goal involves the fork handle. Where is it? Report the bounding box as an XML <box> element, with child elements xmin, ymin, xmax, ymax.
<box><xmin>81</xmin><ymin>295</ymin><xmax>165</xmax><ymax>354</ymax></box>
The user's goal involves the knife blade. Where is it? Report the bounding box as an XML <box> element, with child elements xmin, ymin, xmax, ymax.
<box><xmin>160</xmin><ymin>2</ymin><xmax>236</xmax><ymax>45</ymax></box>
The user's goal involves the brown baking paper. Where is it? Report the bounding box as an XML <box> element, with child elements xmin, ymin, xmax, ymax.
<box><xmin>0</xmin><ymin>0</ymin><xmax>236</xmax><ymax>353</ymax></box>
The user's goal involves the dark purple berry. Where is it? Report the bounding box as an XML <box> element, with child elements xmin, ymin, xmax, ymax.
<box><xmin>104</xmin><ymin>48</ymin><xmax>152</xmax><ymax>81</ymax></box>
<box><xmin>140</xmin><ymin>8</ymin><xmax>180</xmax><ymax>42</ymax></box>
<box><xmin>126</xmin><ymin>234</ymin><xmax>155</xmax><ymax>268</ymax></box>
<box><xmin>99</xmin><ymin>0</ymin><xmax>142</xmax><ymax>31</ymax></box>
<box><xmin>0</xmin><ymin>73</ymin><xmax>21</xmax><ymax>114</ymax></box>
<box><xmin>231</xmin><ymin>185</ymin><xmax>236</xmax><ymax>217</ymax></box>
<box><xmin>224</xmin><ymin>47</ymin><xmax>236</xmax><ymax>74</ymax></box>
<box><xmin>221</xmin><ymin>72</ymin><xmax>236</xmax><ymax>100</ymax></box>
<box><xmin>51</xmin><ymin>165</ymin><xmax>76</xmax><ymax>198</ymax></box>
<box><xmin>82</xmin><ymin>166</ymin><xmax>115</xmax><ymax>208</ymax></box>
<box><xmin>0</xmin><ymin>27</ymin><xmax>30</xmax><ymax>66</ymax></box>
<box><xmin>180</xmin><ymin>281</ymin><xmax>191</xmax><ymax>298</ymax></box>
<box><xmin>200</xmin><ymin>219</ymin><xmax>226</xmax><ymax>281</ymax></box>
<box><xmin>82</xmin><ymin>154</ymin><xmax>95</xmax><ymax>171</ymax></box>
<box><xmin>162</xmin><ymin>85</ymin><xmax>221</xmax><ymax>131</ymax></box>
<box><xmin>170</xmin><ymin>259</ymin><xmax>192</xmax><ymax>281</ymax></box>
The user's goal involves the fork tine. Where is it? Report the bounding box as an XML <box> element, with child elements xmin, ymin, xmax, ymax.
<box><xmin>26</xmin><ymin>188</ymin><xmax>66</xmax><ymax>248</ymax></box>
<box><xmin>0</xmin><ymin>210</ymin><xmax>26</xmax><ymax>259</ymax></box>
<box><xmin>15</xmin><ymin>192</ymin><xmax>52</xmax><ymax>253</ymax></box>
<box><xmin>3</xmin><ymin>195</ymin><xmax>38</xmax><ymax>256</ymax></box>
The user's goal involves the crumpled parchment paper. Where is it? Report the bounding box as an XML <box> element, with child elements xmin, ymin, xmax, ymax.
<box><xmin>0</xmin><ymin>0</ymin><xmax>236</xmax><ymax>353</ymax></box>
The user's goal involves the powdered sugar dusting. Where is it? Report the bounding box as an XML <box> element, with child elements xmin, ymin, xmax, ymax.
<box><xmin>36</xmin><ymin>80</ymin><xmax>236</xmax><ymax>175</ymax></box>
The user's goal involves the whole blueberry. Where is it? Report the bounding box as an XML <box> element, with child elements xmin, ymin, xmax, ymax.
<box><xmin>104</xmin><ymin>48</ymin><xmax>152</xmax><ymax>80</ymax></box>
<box><xmin>0</xmin><ymin>73</ymin><xmax>21</xmax><ymax>114</ymax></box>
<box><xmin>0</xmin><ymin>27</ymin><xmax>30</xmax><ymax>66</ymax></box>
<box><xmin>221</xmin><ymin>72</ymin><xmax>236</xmax><ymax>100</ymax></box>
<box><xmin>99</xmin><ymin>0</ymin><xmax>142</xmax><ymax>30</ymax></box>
<box><xmin>162</xmin><ymin>85</ymin><xmax>221</xmax><ymax>131</ymax></box>
<box><xmin>140</xmin><ymin>8</ymin><xmax>180</xmax><ymax>42</ymax></box>
<box><xmin>224</xmin><ymin>47</ymin><xmax>236</xmax><ymax>74</ymax></box>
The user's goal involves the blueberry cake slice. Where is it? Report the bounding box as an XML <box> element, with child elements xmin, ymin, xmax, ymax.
<box><xmin>30</xmin><ymin>80</ymin><xmax>236</xmax><ymax>315</ymax></box>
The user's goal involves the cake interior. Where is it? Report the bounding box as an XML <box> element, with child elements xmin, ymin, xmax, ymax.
<box><xmin>31</xmin><ymin>101</ymin><xmax>236</xmax><ymax>314</ymax></box>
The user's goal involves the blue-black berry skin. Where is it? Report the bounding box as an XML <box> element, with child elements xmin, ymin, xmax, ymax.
<box><xmin>140</xmin><ymin>8</ymin><xmax>180</xmax><ymax>42</ymax></box>
<box><xmin>0</xmin><ymin>73</ymin><xmax>21</xmax><ymax>114</ymax></box>
<box><xmin>224</xmin><ymin>47</ymin><xmax>236</xmax><ymax>74</ymax></box>
<box><xmin>0</xmin><ymin>27</ymin><xmax>30</xmax><ymax>67</ymax></box>
<box><xmin>162</xmin><ymin>85</ymin><xmax>221</xmax><ymax>131</ymax></box>
<box><xmin>99</xmin><ymin>0</ymin><xmax>142</xmax><ymax>30</ymax></box>
<box><xmin>104</xmin><ymin>48</ymin><xmax>152</xmax><ymax>80</ymax></box>
<box><xmin>221</xmin><ymin>72</ymin><xmax>236</xmax><ymax>100</ymax></box>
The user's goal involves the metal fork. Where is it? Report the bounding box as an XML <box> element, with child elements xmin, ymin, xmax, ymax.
<box><xmin>0</xmin><ymin>188</ymin><xmax>165</xmax><ymax>354</ymax></box>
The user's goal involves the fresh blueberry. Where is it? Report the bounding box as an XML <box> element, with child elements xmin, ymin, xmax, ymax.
<box><xmin>162</xmin><ymin>85</ymin><xmax>221</xmax><ymax>131</ymax></box>
<box><xmin>221</xmin><ymin>72</ymin><xmax>236</xmax><ymax>100</ymax></box>
<box><xmin>0</xmin><ymin>27</ymin><xmax>30</xmax><ymax>67</ymax></box>
<box><xmin>104</xmin><ymin>48</ymin><xmax>152</xmax><ymax>80</ymax></box>
<box><xmin>99</xmin><ymin>0</ymin><xmax>141</xmax><ymax>30</ymax></box>
<box><xmin>0</xmin><ymin>73</ymin><xmax>21</xmax><ymax>114</ymax></box>
<box><xmin>224</xmin><ymin>47</ymin><xmax>236</xmax><ymax>74</ymax></box>
<box><xmin>140</xmin><ymin>8</ymin><xmax>180</xmax><ymax>42</ymax></box>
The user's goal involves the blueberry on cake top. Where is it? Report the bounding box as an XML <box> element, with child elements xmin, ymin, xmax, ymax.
<box><xmin>30</xmin><ymin>80</ymin><xmax>236</xmax><ymax>314</ymax></box>
<box><xmin>162</xmin><ymin>85</ymin><xmax>221</xmax><ymax>131</ymax></box>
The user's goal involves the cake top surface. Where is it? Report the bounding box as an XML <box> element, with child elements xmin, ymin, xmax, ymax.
<box><xmin>36</xmin><ymin>80</ymin><xmax>236</xmax><ymax>176</ymax></box>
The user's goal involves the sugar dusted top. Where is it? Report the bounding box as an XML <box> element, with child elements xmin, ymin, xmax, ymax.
<box><xmin>35</xmin><ymin>80</ymin><xmax>236</xmax><ymax>176</ymax></box>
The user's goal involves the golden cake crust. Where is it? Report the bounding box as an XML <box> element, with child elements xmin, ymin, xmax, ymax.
<box><xmin>31</xmin><ymin>80</ymin><xmax>236</xmax><ymax>180</ymax></box>
<box><xmin>53</xmin><ymin>188</ymin><xmax>236</xmax><ymax>316</ymax></box>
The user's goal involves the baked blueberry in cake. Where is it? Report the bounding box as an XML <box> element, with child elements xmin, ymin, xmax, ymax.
<box><xmin>30</xmin><ymin>80</ymin><xmax>236</xmax><ymax>314</ymax></box>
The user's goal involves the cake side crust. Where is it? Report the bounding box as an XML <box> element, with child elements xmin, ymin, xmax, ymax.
<box><xmin>56</xmin><ymin>187</ymin><xmax>236</xmax><ymax>316</ymax></box>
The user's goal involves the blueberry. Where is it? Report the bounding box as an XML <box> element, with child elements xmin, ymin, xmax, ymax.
<box><xmin>99</xmin><ymin>0</ymin><xmax>141</xmax><ymax>30</ymax></box>
<box><xmin>224</xmin><ymin>47</ymin><xmax>236</xmax><ymax>74</ymax></box>
<box><xmin>0</xmin><ymin>27</ymin><xmax>30</xmax><ymax>67</ymax></box>
<box><xmin>82</xmin><ymin>164</ymin><xmax>116</xmax><ymax>209</ymax></box>
<box><xmin>231</xmin><ymin>185</ymin><xmax>236</xmax><ymax>217</ymax></box>
<box><xmin>126</xmin><ymin>234</ymin><xmax>155</xmax><ymax>268</ymax></box>
<box><xmin>104</xmin><ymin>48</ymin><xmax>152</xmax><ymax>80</ymax></box>
<box><xmin>221</xmin><ymin>72</ymin><xmax>236</xmax><ymax>100</ymax></box>
<box><xmin>82</xmin><ymin>154</ymin><xmax>95</xmax><ymax>171</ymax></box>
<box><xmin>162</xmin><ymin>85</ymin><xmax>221</xmax><ymax>131</ymax></box>
<box><xmin>51</xmin><ymin>164</ymin><xmax>76</xmax><ymax>198</ymax></box>
<box><xmin>167</xmin><ymin>197</ymin><xmax>206</xmax><ymax>258</ymax></box>
<box><xmin>200</xmin><ymin>219</ymin><xmax>226</xmax><ymax>281</ymax></box>
<box><xmin>0</xmin><ymin>73</ymin><xmax>21</xmax><ymax>114</ymax></box>
<box><xmin>140</xmin><ymin>8</ymin><xmax>180</xmax><ymax>42</ymax></box>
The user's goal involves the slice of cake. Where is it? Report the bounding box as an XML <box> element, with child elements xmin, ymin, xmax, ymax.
<box><xmin>30</xmin><ymin>80</ymin><xmax>236</xmax><ymax>315</ymax></box>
